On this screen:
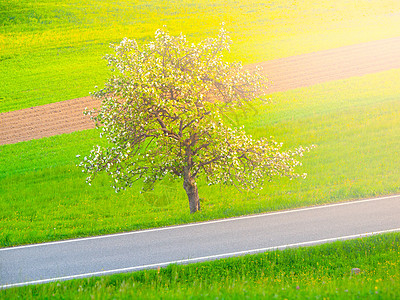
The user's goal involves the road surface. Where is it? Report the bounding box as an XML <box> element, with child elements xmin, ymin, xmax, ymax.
<box><xmin>1</xmin><ymin>194</ymin><xmax>400</xmax><ymax>288</ymax></box>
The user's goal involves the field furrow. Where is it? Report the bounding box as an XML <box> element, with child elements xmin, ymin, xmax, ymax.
<box><xmin>1</xmin><ymin>36</ymin><xmax>399</xmax><ymax>145</ymax></box>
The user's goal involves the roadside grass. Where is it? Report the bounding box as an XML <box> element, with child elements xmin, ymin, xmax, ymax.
<box><xmin>1</xmin><ymin>69</ymin><xmax>399</xmax><ymax>247</ymax></box>
<box><xmin>2</xmin><ymin>232</ymin><xmax>400</xmax><ymax>299</ymax></box>
<box><xmin>2</xmin><ymin>0</ymin><xmax>400</xmax><ymax>112</ymax></box>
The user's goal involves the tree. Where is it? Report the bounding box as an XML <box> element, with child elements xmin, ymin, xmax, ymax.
<box><xmin>80</xmin><ymin>27</ymin><xmax>312</xmax><ymax>213</ymax></box>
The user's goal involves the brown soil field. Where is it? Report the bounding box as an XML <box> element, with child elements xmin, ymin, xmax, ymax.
<box><xmin>1</xmin><ymin>36</ymin><xmax>400</xmax><ymax>145</ymax></box>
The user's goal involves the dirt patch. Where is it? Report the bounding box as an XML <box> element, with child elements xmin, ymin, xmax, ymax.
<box><xmin>0</xmin><ymin>97</ymin><xmax>100</xmax><ymax>145</ymax></box>
<box><xmin>254</xmin><ymin>36</ymin><xmax>400</xmax><ymax>93</ymax></box>
<box><xmin>1</xmin><ymin>36</ymin><xmax>400</xmax><ymax>145</ymax></box>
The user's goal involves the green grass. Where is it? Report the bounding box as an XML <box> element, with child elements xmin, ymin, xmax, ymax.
<box><xmin>3</xmin><ymin>232</ymin><xmax>400</xmax><ymax>299</ymax></box>
<box><xmin>1</xmin><ymin>68</ymin><xmax>399</xmax><ymax>247</ymax></box>
<box><xmin>1</xmin><ymin>0</ymin><xmax>400</xmax><ymax>113</ymax></box>
<box><xmin>2</xmin><ymin>0</ymin><xmax>400</xmax><ymax>296</ymax></box>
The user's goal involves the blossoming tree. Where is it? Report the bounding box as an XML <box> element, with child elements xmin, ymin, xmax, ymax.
<box><xmin>80</xmin><ymin>27</ymin><xmax>312</xmax><ymax>213</ymax></box>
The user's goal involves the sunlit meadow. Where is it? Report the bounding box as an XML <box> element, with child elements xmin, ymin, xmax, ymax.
<box><xmin>1</xmin><ymin>68</ymin><xmax>399</xmax><ymax>247</ymax></box>
<box><xmin>1</xmin><ymin>1</ymin><xmax>400</xmax><ymax>296</ymax></box>
<box><xmin>1</xmin><ymin>0</ymin><xmax>400</xmax><ymax>112</ymax></box>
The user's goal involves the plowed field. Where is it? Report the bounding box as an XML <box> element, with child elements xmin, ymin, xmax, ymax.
<box><xmin>1</xmin><ymin>36</ymin><xmax>400</xmax><ymax>145</ymax></box>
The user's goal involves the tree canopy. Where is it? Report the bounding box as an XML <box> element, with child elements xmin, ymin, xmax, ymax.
<box><xmin>80</xmin><ymin>27</ymin><xmax>312</xmax><ymax>213</ymax></box>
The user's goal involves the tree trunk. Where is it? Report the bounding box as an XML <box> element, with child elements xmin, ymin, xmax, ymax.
<box><xmin>183</xmin><ymin>175</ymin><xmax>200</xmax><ymax>214</ymax></box>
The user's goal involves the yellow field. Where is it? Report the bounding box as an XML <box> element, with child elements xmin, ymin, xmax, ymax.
<box><xmin>2</xmin><ymin>0</ymin><xmax>400</xmax><ymax>62</ymax></box>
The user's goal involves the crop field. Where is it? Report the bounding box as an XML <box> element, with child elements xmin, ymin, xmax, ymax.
<box><xmin>3</xmin><ymin>232</ymin><xmax>400</xmax><ymax>298</ymax></box>
<box><xmin>1</xmin><ymin>0</ymin><xmax>400</xmax><ymax>112</ymax></box>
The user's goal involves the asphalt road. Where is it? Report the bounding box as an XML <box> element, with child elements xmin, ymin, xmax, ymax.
<box><xmin>1</xmin><ymin>195</ymin><xmax>400</xmax><ymax>288</ymax></box>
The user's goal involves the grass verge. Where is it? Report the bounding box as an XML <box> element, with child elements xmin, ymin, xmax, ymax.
<box><xmin>1</xmin><ymin>69</ymin><xmax>399</xmax><ymax>247</ymax></box>
<box><xmin>2</xmin><ymin>232</ymin><xmax>400</xmax><ymax>299</ymax></box>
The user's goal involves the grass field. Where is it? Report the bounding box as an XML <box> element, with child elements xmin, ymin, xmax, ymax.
<box><xmin>1</xmin><ymin>68</ymin><xmax>399</xmax><ymax>247</ymax></box>
<box><xmin>3</xmin><ymin>232</ymin><xmax>400</xmax><ymax>298</ymax></box>
<box><xmin>1</xmin><ymin>0</ymin><xmax>400</xmax><ymax>112</ymax></box>
<box><xmin>2</xmin><ymin>1</ymin><xmax>400</xmax><ymax>295</ymax></box>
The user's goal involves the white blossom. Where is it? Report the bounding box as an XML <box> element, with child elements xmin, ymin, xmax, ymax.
<box><xmin>79</xmin><ymin>26</ymin><xmax>314</xmax><ymax>212</ymax></box>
